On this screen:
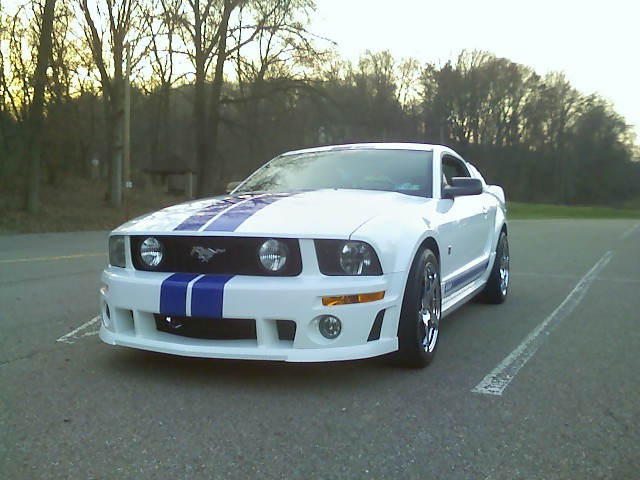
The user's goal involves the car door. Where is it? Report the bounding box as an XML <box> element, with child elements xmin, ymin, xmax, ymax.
<box><xmin>436</xmin><ymin>154</ymin><xmax>495</xmax><ymax>296</ymax></box>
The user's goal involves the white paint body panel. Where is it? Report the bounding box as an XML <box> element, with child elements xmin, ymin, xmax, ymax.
<box><xmin>100</xmin><ymin>143</ymin><xmax>507</xmax><ymax>362</ymax></box>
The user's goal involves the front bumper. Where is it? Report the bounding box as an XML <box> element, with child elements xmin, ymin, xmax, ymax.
<box><xmin>99</xmin><ymin>267</ymin><xmax>405</xmax><ymax>362</ymax></box>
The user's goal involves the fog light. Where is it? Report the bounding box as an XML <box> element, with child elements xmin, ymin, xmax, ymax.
<box><xmin>318</xmin><ymin>315</ymin><xmax>341</xmax><ymax>339</ymax></box>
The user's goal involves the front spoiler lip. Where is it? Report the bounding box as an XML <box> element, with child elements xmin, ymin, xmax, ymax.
<box><xmin>99</xmin><ymin>326</ymin><xmax>398</xmax><ymax>362</ymax></box>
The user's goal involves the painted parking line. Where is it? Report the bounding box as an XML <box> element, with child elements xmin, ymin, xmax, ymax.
<box><xmin>472</xmin><ymin>250</ymin><xmax>613</xmax><ymax>396</ymax></box>
<box><xmin>513</xmin><ymin>272</ymin><xmax>640</xmax><ymax>285</ymax></box>
<box><xmin>57</xmin><ymin>316</ymin><xmax>100</xmax><ymax>344</ymax></box>
<box><xmin>620</xmin><ymin>222</ymin><xmax>639</xmax><ymax>240</ymax></box>
<box><xmin>0</xmin><ymin>253</ymin><xmax>106</xmax><ymax>265</ymax></box>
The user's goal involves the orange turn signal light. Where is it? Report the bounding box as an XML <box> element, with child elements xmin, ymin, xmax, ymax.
<box><xmin>322</xmin><ymin>291</ymin><xmax>385</xmax><ymax>306</ymax></box>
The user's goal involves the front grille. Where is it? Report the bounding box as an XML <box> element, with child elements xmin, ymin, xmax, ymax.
<box><xmin>154</xmin><ymin>314</ymin><xmax>257</xmax><ymax>340</ymax></box>
<box><xmin>131</xmin><ymin>236</ymin><xmax>302</xmax><ymax>276</ymax></box>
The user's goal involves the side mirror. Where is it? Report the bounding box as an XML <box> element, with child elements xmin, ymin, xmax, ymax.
<box><xmin>226</xmin><ymin>181</ymin><xmax>242</xmax><ymax>193</ymax></box>
<box><xmin>443</xmin><ymin>177</ymin><xmax>483</xmax><ymax>199</ymax></box>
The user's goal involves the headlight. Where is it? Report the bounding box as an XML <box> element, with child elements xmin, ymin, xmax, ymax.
<box><xmin>258</xmin><ymin>239</ymin><xmax>289</xmax><ymax>272</ymax></box>
<box><xmin>108</xmin><ymin>236</ymin><xmax>126</xmax><ymax>267</ymax></box>
<box><xmin>340</xmin><ymin>241</ymin><xmax>374</xmax><ymax>275</ymax></box>
<box><xmin>140</xmin><ymin>237</ymin><xmax>164</xmax><ymax>268</ymax></box>
<box><xmin>315</xmin><ymin>240</ymin><xmax>382</xmax><ymax>276</ymax></box>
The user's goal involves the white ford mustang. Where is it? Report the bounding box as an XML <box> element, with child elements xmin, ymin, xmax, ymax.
<box><xmin>100</xmin><ymin>143</ymin><xmax>509</xmax><ymax>368</ymax></box>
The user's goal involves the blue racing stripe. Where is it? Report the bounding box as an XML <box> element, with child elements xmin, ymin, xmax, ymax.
<box><xmin>160</xmin><ymin>273</ymin><xmax>199</xmax><ymax>316</ymax></box>
<box><xmin>444</xmin><ymin>260</ymin><xmax>490</xmax><ymax>296</ymax></box>
<box><xmin>191</xmin><ymin>275</ymin><xmax>234</xmax><ymax>318</ymax></box>
<box><xmin>174</xmin><ymin>196</ymin><xmax>251</xmax><ymax>231</ymax></box>
<box><xmin>204</xmin><ymin>193</ymin><xmax>291</xmax><ymax>232</ymax></box>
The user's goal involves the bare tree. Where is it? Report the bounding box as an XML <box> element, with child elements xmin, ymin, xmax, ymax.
<box><xmin>25</xmin><ymin>0</ymin><xmax>56</xmax><ymax>213</ymax></box>
<box><xmin>42</xmin><ymin>0</ymin><xmax>90</xmax><ymax>182</ymax></box>
<box><xmin>79</xmin><ymin>0</ymin><xmax>137</xmax><ymax>207</ymax></box>
<box><xmin>0</xmin><ymin>6</ymin><xmax>10</xmax><ymax>171</ymax></box>
<box><xmin>354</xmin><ymin>50</ymin><xmax>403</xmax><ymax>140</ymax></box>
<box><xmin>175</xmin><ymin>0</ymin><xmax>242</xmax><ymax>197</ymax></box>
<box><xmin>229</xmin><ymin>0</ymin><xmax>320</xmax><ymax>167</ymax></box>
<box><xmin>140</xmin><ymin>0</ymin><xmax>183</xmax><ymax>161</ymax></box>
<box><xmin>176</xmin><ymin>0</ymin><xmax>317</xmax><ymax>197</ymax></box>
<box><xmin>2</xmin><ymin>4</ymin><xmax>36</xmax><ymax>124</ymax></box>
<box><xmin>396</xmin><ymin>57</ymin><xmax>421</xmax><ymax>111</ymax></box>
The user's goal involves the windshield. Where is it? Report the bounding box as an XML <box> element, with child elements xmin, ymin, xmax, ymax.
<box><xmin>236</xmin><ymin>148</ymin><xmax>433</xmax><ymax>197</ymax></box>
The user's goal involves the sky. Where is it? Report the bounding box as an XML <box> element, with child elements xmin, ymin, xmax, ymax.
<box><xmin>2</xmin><ymin>0</ymin><xmax>638</xmax><ymax>145</ymax></box>
<box><xmin>310</xmin><ymin>0</ymin><xmax>640</xmax><ymax>145</ymax></box>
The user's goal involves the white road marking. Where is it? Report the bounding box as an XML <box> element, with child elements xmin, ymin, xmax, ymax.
<box><xmin>80</xmin><ymin>331</ymin><xmax>100</xmax><ymax>338</ymax></box>
<box><xmin>513</xmin><ymin>272</ymin><xmax>581</xmax><ymax>280</ymax></box>
<box><xmin>0</xmin><ymin>253</ymin><xmax>106</xmax><ymax>264</ymax></box>
<box><xmin>620</xmin><ymin>222</ymin><xmax>639</xmax><ymax>240</ymax></box>
<box><xmin>472</xmin><ymin>251</ymin><xmax>613</xmax><ymax>396</ymax></box>
<box><xmin>56</xmin><ymin>316</ymin><xmax>100</xmax><ymax>344</ymax></box>
<box><xmin>514</xmin><ymin>272</ymin><xmax>639</xmax><ymax>285</ymax></box>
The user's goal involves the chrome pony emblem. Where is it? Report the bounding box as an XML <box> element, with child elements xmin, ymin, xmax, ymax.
<box><xmin>191</xmin><ymin>246</ymin><xmax>226</xmax><ymax>263</ymax></box>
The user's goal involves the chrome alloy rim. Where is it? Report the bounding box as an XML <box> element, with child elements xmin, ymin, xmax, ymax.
<box><xmin>499</xmin><ymin>239</ymin><xmax>510</xmax><ymax>297</ymax></box>
<box><xmin>420</xmin><ymin>262</ymin><xmax>441</xmax><ymax>353</ymax></box>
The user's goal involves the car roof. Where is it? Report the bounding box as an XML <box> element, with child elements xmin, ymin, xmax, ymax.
<box><xmin>280</xmin><ymin>143</ymin><xmax>438</xmax><ymax>157</ymax></box>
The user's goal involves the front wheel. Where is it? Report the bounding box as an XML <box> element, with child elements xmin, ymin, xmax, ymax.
<box><xmin>397</xmin><ymin>248</ymin><xmax>442</xmax><ymax>368</ymax></box>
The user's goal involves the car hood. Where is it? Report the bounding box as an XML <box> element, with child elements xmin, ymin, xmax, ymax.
<box><xmin>114</xmin><ymin>189</ymin><xmax>429</xmax><ymax>238</ymax></box>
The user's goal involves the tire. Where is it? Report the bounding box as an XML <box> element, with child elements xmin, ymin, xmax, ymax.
<box><xmin>397</xmin><ymin>248</ymin><xmax>442</xmax><ymax>368</ymax></box>
<box><xmin>477</xmin><ymin>231</ymin><xmax>509</xmax><ymax>304</ymax></box>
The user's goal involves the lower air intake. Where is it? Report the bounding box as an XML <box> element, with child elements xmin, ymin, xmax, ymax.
<box><xmin>154</xmin><ymin>314</ymin><xmax>256</xmax><ymax>340</ymax></box>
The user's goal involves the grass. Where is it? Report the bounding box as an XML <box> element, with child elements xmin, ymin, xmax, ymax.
<box><xmin>507</xmin><ymin>202</ymin><xmax>640</xmax><ymax>220</ymax></box>
<box><xmin>1</xmin><ymin>177</ymin><xmax>639</xmax><ymax>234</ymax></box>
<box><xmin>0</xmin><ymin>176</ymin><xmax>189</xmax><ymax>234</ymax></box>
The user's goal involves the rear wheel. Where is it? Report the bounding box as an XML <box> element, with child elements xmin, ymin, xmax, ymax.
<box><xmin>477</xmin><ymin>231</ymin><xmax>509</xmax><ymax>304</ymax></box>
<box><xmin>397</xmin><ymin>248</ymin><xmax>442</xmax><ymax>368</ymax></box>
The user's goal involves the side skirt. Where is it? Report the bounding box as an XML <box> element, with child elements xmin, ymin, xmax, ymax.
<box><xmin>441</xmin><ymin>279</ymin><xmax>485</xmax><ymax>318</ymax></box>
<box><xmin>441</xmin><ymin>252</ymin><xmax>496</xmax><ymax>317</ymax></box>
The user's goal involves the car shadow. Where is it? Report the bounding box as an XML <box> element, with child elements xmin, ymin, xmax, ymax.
<box><xmin>96</xmin><ymin>306</ymin><xmax>484</xmax><ymax>391</ymax></box>
<box><xmin>101</xmin><ymin>347</ymin><xmax>415</xmax><ymax>391</ymax></box>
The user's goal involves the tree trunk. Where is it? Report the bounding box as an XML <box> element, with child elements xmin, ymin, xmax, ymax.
<box><xmin>194</xmin><ymin>58</ymin><xmax>207</xmax><ymax>197</ymax></box>
<box><xmin>108</xmin><ymin>37</ymin><xmax>125</xmax><ymax>207</ymax></box>
<box><xmin>206</xmin><ymin>2</ymin><xmax>232</xmax><ymax>191</ymax></box>
<box><xmin>196</xmin><ymin>0</ymin><xmax>233</xmax><ymax>198</ymax></box>
<box><xmin>26</xmin><ymin>0</ymin><xmax>56</xmax><ymax>213</ymax></box>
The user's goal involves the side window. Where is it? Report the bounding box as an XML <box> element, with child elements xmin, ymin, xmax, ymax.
<box><xmin>442</xmin><ymin>155</ymin><xmax>471</xmax><ymax>185</ymax></box>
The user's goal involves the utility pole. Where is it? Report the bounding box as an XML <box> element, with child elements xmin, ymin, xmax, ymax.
<box><xmin>123</xmin><ymin>43</ymin><xmax>132</xmax><ymax>221</ymax></box>
<box><xmin>440</xmin><ymin>114</ymin><xmax>453</xmax><ymax>145</ymax></box>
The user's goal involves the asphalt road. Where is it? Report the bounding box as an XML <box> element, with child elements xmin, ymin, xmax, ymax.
<box><xmin>1</xmin><ymin>220</ymin><xmax>639</xmax><ymax>479</ymax></box>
